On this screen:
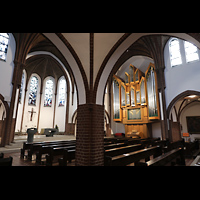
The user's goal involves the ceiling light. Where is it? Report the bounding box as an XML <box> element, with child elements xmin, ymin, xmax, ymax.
<box><xmin>188</xmin><ymin>95</ymin><xmax>197</xmax><ymax>98</ymax></box>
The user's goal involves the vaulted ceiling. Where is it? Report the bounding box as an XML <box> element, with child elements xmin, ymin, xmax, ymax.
<box><xmin>12</xmin><ymin>33</ymin><xmax>200</xmax><ymax>105</ymax></box>
<box><xmin>25</xmin><ymin>54</ymin><xmax>65</xmax><ymax>82</ymax></box>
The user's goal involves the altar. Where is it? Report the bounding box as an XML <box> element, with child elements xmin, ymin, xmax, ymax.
<box><xmin>41</xmin><ymin>128</ymin><xmax>58</xmax><ymax>137</ymax></box>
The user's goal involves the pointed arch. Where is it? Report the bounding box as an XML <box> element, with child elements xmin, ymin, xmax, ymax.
<box><xmin>167</xmin><ymin>90</ymin><xmax>200</xmax><ymax>119</ymax></box>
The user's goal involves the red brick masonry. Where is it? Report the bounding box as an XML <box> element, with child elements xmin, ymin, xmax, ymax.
<box><xmin>75</xmin><ymin>103</ymin><xmax>104</xmax><ymax>166</ymax></box>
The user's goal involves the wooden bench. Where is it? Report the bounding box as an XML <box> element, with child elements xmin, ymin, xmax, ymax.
<box><xmin>35</xmin><ymin>142</ymin><xmax>76</xmax><ymax>164</ymax></box>
<box><xmin>45</xmin><ymin>145</ymin><xmax>76</xmax><ymax>166</ymax></box>
<box><xmin>164</xmin><ymin>139</ymin><xmax>185</xmax><ymax>153</ymax></box>
<box><xmin>20</xmin><ymin>140</ymin><xmax>76</xmax><ymax>159</ymax></box>
<box><xmin>184</xmin><ymin>140</ymin><xmax>200</xmax><ymax>158</ymax></box>
<box><xmin>0</xmin><ymin>153</ymin><xmax>4</xmax><ymax>159</ymax></box>
<box><xmin>58</xmin><ymin>149</ymin><xmax>76</xmax><ymax>166</ymax></box>
<box><xmin>105</xmin><ymin>145</ymin><xmax>162</xmax><ymax>166</ymax></box>
<box><xmin>138</xmin><ymin>148</ymin><xmax>185</xmax><ymax>166</ymax></box>
<box><xmin>105</xmin><ymin>144</ymin><xmax>143</xmax><ymax>158</ymax></box>
<box><xmin>28</xmin><ymin>140</ymin><xmax>76</xmax><ymax>160</ymax></box>
<box><xmin>0</xmin><ymin>156</ymin><xmax>13</xmax><ymax>166</ymax></box>
<box><xmin>104</xmin><ymin>143</ymin><xmax>128</xmax><ymax>150</ymax></box>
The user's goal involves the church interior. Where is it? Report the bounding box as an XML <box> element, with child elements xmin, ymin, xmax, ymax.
<box><xmin>1</xmin><ymin>33</ymin><xmax>200</xmax><ymax>166</ymax></box>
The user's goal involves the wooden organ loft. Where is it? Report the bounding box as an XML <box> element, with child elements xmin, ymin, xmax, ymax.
<box><xmin>113</xmin><ymin>63</ymin><xmax>160</xmax><ymax>139</ymax></box>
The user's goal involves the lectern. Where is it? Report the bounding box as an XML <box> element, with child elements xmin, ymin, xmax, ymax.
<box><xmin>27</xmin><ymin>128</ymin><xmax>37</xmax><ymax>143</ymax></box>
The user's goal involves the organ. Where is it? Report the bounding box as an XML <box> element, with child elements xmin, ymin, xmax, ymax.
<box><xmin>113</xmin><ymin>63</ymin><xmax>160</xmax><ymax>138</ymax></box>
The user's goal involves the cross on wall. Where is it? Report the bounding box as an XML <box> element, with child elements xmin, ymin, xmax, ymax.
<box><xmin>28</xmin><ymin>108</ymin><xmax>36</xmax><ymax>121</ymax></box>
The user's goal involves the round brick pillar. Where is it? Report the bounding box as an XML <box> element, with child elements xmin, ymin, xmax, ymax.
<box><xmin>75</xmin><ymin>103</ymin><xmax>104</xmax><ymax>166</ymax></box>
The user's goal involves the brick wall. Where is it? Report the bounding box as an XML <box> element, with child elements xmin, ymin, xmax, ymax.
<box><xmin>75</xmin><ymin>103</ymin><xmax>104</xmax><ymax>166</ymax></box>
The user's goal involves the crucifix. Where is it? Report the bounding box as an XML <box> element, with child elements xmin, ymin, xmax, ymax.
<box><xmin>28</xmin><ymin>108</ymin><xmax>36</xmax><ymax>121</ymax></box>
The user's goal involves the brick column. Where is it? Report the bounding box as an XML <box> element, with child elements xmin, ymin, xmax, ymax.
<box><xmin>75</xmin><ymin>103</ymin><xmax>104</xmax><ymax>166</ymax></box>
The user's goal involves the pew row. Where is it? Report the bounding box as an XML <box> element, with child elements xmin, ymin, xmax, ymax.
<box><xmin>105</xmin><ymin>146</ymin><xmax>162</xmax><ymax>166</ymax></box>
<box><xmin>137</xmin><ymin>148</ymin><xmax>185</xmax><ymax>166</ymax></box>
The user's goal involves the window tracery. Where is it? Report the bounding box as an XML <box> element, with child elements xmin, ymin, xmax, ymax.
<box><xmin>58</xmin><ymin>78</ymin><xmax>66</xmax><ymax>106</ymax></box>
<box><xmin>28</xmin><ymin>76</ymin><xmax>38</xmax><ymax>106</ymax></box>
<box><xmin>169</xmin><ymin>38</ymin><xmax>182</xmax><ymax>67</ymax></box>
<box><xmin>0</xmin><ymin>33</ymin><xmax>9</xmax><ymax>61</ymax></box>
<box><xmin>44</xmin><ymin>79</ymin><xmax>54</xmax><ymax>107</ymax></box>
<box><xmin>184</xmin><ymin>41</ymin><xmax>199</xmax><ymax>63</ymax></box>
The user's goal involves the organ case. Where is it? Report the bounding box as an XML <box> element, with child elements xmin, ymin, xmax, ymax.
<box><xmin>112</xmin><ymin>63</ymin><xmax>160</xmax><ymax>138</ymax></box>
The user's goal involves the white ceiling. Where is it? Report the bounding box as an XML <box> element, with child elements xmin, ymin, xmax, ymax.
<box><xmin>61</xmin><ymin>33</ymin><xmax>124</xmax><ymax>82</ymax></box>
<box><xmin>116</xmin><ymin>55</ymin><xmax>154</xmax><ymax>79</ymax></box>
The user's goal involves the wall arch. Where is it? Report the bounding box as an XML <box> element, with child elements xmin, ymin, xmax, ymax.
<box><xmin>95</xmin><ymin>33</ymin><xmax>200</xmax><ymax>105</ymax></box>
<box><xmin>0</xmin><ymin>93</ymin><xmax>10</xmax><ymax>146</ymax></box>
<box><xmin>43</xmin><ymin>33</ymin><xmax>87</xmax><ymax>105</ymax></box>
<box><xmin>167</xmin><ymin>90</ymin><xmax>200</xmax><ymax>120</ymax></box>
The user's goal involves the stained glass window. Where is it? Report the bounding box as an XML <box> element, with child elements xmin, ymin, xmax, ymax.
<box><xmin>0</xmin><ymin>33</ymin><xmax>9</xmax><ymax>61</ymax></box>
<box><xmin>19</xmin><ymin>72</ymin><xmax>25</xmax><ymax>103</ymax></box>
<box><xmin>184</xmin><ymin>41</ymin><xmax>199</xmax><ymax>63</ymax></box>
<box><xmin>58</xmin><ymin>78</ymin><xmax>66</xmax><ymax>106</ymax></box>
<box><xmin>44</xmin><ymin>79</ymin><xmax>54</xmax><ymax>107</ymax></box>
<box><xmin>169</xmin><ymin>38</ymin><xmax>182</xmax><ymax>67</ymax></box>
<box><xmin>28</xmin><ymin>76</ymin><xmax>38</xmax><ymax>106</ymax></box>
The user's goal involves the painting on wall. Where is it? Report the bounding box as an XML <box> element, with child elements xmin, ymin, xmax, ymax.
<box><xmin>186</xmin><ymin>116</ymin><xmax>200</xmax><ymax>134</ymax></box>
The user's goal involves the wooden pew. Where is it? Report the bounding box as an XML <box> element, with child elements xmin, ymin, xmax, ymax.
<box><xmin>46</xmin><ymin>145</ymin><xmax>76</xmax><ymax>166</ymax></box>
<box><xmin>105</xmin><ymin>144</ymin><xmax>143</xmax><ymax>158</ymax></box>
<box><xmin>184</xmin><ymin>140</ymin><xmax>200</xmax><ymax>158</ymax></box>
<box><xmin>105</xmin><ymin>146</ymin><xmax>162</xmax><ymax>166</ymax></box>
<box><xmin>28</xmin><ymin>140</ymin><xmax>76</xmax><ymax>160</ymax></box>
<box><xmin>35</xmin><ymin>142</ymin><xmax>76</xmax><ymax>164</ymax></box>
<box><xmin>138</xmin><ymin>148</ymin><xmax>185</xmax><ymax>166</ymax></box>
<box><xmin>164</xmin><ymin>139</ymin><xmax>185</xmax><ymax>153</ymax></box>
<box><xmin>104</xmin><ymin>143</ymin><xmax>128</xmax><ymax>150</ymax></box>
<box><xmin>0</xmin><ymin>153</ymin><xmax>4</xmax><ymax>159</ymax></box>
<box><xmin>0</xmin><ymin>156</ymin><xmax>13</xmax><ymax>166</ymax></box>
<box><xmin>21</xmin><ymin>140</ymin><xmax>76</xmax><ymax>159</ymax></box>
<box><xmin>140</xmin><ymin>137</ymin><xmax>161</xmax><ymax>148</ymax></box>
<box><xmin>58</xmin><ymin>149</ymin><xmax>76</xmax><ymax>166</ymax></box>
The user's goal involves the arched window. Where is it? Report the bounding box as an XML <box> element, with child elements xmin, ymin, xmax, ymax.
<box><xmin>184</xmin><ymin>41</ymin><xmax>199</xmax><ymax>63</ymax></box>
<box><xmin>169</xmin><ymin>38</ymin><xmax>182</xmax><ymax>67</ymax></box>
<box><xmin>44</xmin><ymin>79</ymin><xmax>54</xmax><ymax>107</ymax></box>
<box><xmin>58</xmin><ymin>78</ymin><xmax>66</xmax><ymax>106</ymax></box>
<box><xmin>28</xmin><ymin>76</ymin><xmax>38</xmax><ymax>106</ymax></box>
<box><xmin>0</xmin><ymin>33</ymin><xmax>9</xmax><ymax>61</ymax></box>
<box><xmin>19</xmin><ymin>71</ymin><xmax>25</xmax><ymax>103</ymax></box>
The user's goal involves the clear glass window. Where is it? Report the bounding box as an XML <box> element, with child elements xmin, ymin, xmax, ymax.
<box><xmin>184</xmin><ymin>41</ymin><xmax>199</xmax><ymax>63</ymax></box>
<box><xmin>169</xmin><ymin>38</ymin><xmax>182</xmax><ymax>67</ymax></box>
<box><xmin>58</xmin><ymin>78</ymin><xmax>66</xmax><ymax>106</ymax></box>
